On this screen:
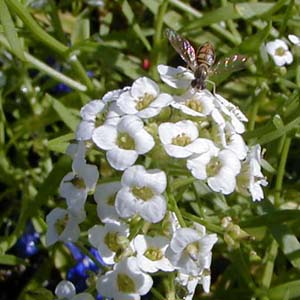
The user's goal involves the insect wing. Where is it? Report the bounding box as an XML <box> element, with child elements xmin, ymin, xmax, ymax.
<box><xmin>165</xmin><ymin>28</ymin><xmax>197</xmax><ymax>70</ymax></box>
<box><xmin>210</xmin><ymin>54</ymin><xmax>248</xmax><ymax>76</ymax></box>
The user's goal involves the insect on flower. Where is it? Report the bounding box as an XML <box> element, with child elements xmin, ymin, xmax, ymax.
<box><xmin>165</xmin><ymin>28</ymin><xmax>247</xmax><ymax>91</ymax></box>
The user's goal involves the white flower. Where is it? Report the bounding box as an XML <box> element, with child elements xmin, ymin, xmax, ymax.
<box><xmin>59</xmin><ymin>154</ymin><xmax>99</xmax><ymax>218</ymax></box>
<box><xmin>288</xmin><ymin>34</ymin><xmax>300</xmax><ymax>45</ymax></box>
<box><xmin>92</xmin><ymin>115</ymin><xmax>155</xmax><ymax>171</ymax></box>
<box><xmin>88</xmin><ymin>222</ymin><xmax>130</xmax><ymax>265</ymax></box>
<box><xmin>216</xmin><ymin>126</ymin><xmax>248</xmax><ymax>160</ymax></box>
<box><xmin>172</xmin><ymin>89</ymin><xmax>215</xmax><ymax>117</ymax></box>
<box><xmin>94</xmin><ymin>181</ymin><xmax>122</xmax><ymax>223</ymax></box>
<box><xmin>213</xmin><ymin>93</ymin><xmax>248</xmax><ymax>134</ymax></box>
<box><xmin>236</xmin><ymin>144</ymin><xmax>268</xmax><ymax>201</ymax></box>
<box><xmin>102</xmin><ymin>87</ymin><xmax>130</xmax><ymax>103</ymax></box>
<box><xmin>46</xmin><ymin>208</ymin><xmax>82</xmax><ymax>247</ymax></box>
<box><xmin>166</xmin><ymin>224</ymin><xmax>217</xmax><ymax>276</ymax></box>
<box><xmin>76</xmin><ymin>99</ymin><xmax>106</xmax><ymax>141</ymax></box>
<box><xmin>115</xmin><ymin>165</ymin><xmax>167</xmax><ymax>223</ymax></box>
<box><xmin>158</xmin><ymin>120</ymin><xmax>213</xmax><ymax>158</ymax></box>
<box><xmin>266</xmin><ymin>39</ymin><xmax>293</xmax><ymax>66</ymax></box>
<box><xmin>157</xmin><ymin>64</ymin><xmax>194</xmax><ymax>89</ymax></box>
<box><xmin>116</xmin><ymin>77</ymin><xmax>173</xmax><ymax>118</ymax></box>
<box><xmin>96</xmin><ymin>257</ymin><xmax>153</xmax><ymax>300</ymax></box>
<box><xmin>133</xmin><ymin>234</ymin><xmax>174</xmax><ymax>273</ymax></box>
<box><xmin>66</xmin><ymin>141</ymin><xmax>86</xmax><ymax>160</ymax></box>
<box><xmin>76</xmin><ymin>97</ymin><xmax>125</xmax><ymax>141</ymax></box>
<box><xmin>175</xmin><ymin>273</ymin><xmax>199</xmax><ymax>300</ymax></box>
<box><xmin>55</xmin><ymin>280</ymin><xmax>94</xmax><ymax>300</ymax></box>
<box><xmin>187</xmin><ymin>149</ymin><xmax>241</xmax><ymax>195</ymax></box>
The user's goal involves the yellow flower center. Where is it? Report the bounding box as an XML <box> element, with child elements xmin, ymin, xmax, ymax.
<box><xmin>132</xmin><ymin>186</ymin><xmax>154</xmax><ymax>201</ymax></box>
<box><xmin>104</xmin><ymin>232</ymin><xmax>122</xmax><ymax>252</ymax></box>
<box><xmin>185</xmin><ymin>99</ymin><xmax>203</xmax><ymax>112</ymax></box>
<box><xmin>70</xmin><ymin>176</ymin><xmax>86</xmax><ymax>189</ymax></box>
<box><xmin>275</xmin><ymin>47</ymin><xmax>286</xmax><ymax>56</ymax></box>
<box><xmin>206</xmin><ymin>156</ymin><xmax>222</xmax><ymax>177</ymax></box>
<box><xmin>107</xmin><ymin>193</ymin><xmax>117</xmax><ymax>206</ymax></box>
<box><xmin>55</xmin><ymin>215</ymin><xmax>68</xmax><ymax>235</ymax></box>
<box><xmin>172</xmin><ymin>133</ymin><xmax>191</xmax><ymax>146</ymax></box>
<box><xmin>117</xmin><ymin>273</ymin><xmax>136</xmax><ymax>293</ymax></box>
<box><xmin>117</xmin><ymin>132</ymin><xmax>135</xmax><ymax>150</ymax></box>
<box><xmin>144</xmin><ymin>247</ymin><xmax>164</xmax><ymax>261</ymax></box>
<box><xmin>184</xmin><ymin>242</ymin><xmax>199</xmax><ymax>261</ymax></box>
<box><xmin>136</xmin><ymin>93</ymin><xmax>155</xmax><ymax>111</ymax></box>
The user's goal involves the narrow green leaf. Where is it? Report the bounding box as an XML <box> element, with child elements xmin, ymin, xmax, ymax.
<box><xmin>245</xmin><ymin>115</ymin><xmax>300</xmax><ymax>145</ymax></box>
<box><xmin>241</xmin><ymin>210</ymin><xmax>300</xmax><ymax>228</ymax></box>
<box><xmin>0</xmin><ymin>0</ymin><xmax>25</xmax><ymax>61</ymax></box>
<box><xmin>184</xmin><ymin>3</ymin><xmax>239</xmax><ymax>31</ymax></box>
<box><xmin>5</xmin><ymin>0</ymin><xmax>68</xmax><ymax>56</ymax></box>
<box><xmin>269</xmin><ymin>223</ymin><xmax>300</xmax><ymax>270</ymax></box>
<box><xmin>238</xmin><ymin>23</ymin><xmax>272</xmax><ymax>53</ymax></box>
<box><xmin>0</xmin><ymin>254</ymin><xmax>26</xmax><ymax>265</ymax></box>
<box><xmin>268</xmin><ymin>280</ymin><xmax>300</xmax><ymax>300</ymax></box>
<box><xmin>46</xmin><ymin>94</ymin><xmax>79</xmax><ymax>131</ymax></box>
<box><xmin>121</xmin><ymin>0</ymin><xmax>151</xmax><ymax>51</ymax></box>
<box><xmin>235</xmin><ymin>2</ymin><xmax>276</xmax><ymax>19</ymax></box>
<box><xmin>71</xmin><ymin>18</ymin><xmax>90</xmax><ymax>45</ymax></box>
<box><xmin>22</xmin><ymin>288</ymin><xmax>53</xmax><ymax>300</ymax></box>
<box><xmin>48</xmin><ymin>133</ymin><xmax>74</xmax><ymax>153</ymax></box>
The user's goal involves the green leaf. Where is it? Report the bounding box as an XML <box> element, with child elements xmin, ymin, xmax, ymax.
<box><xmin>46</xmin><ymin>94</ymin><xmax>79</xmax><ymax>131</ymax></box>
<box><xmin>241</xmin><ymin>210</ymin><xmax>300</xmax><ymax>228</ymax></box>
<box><xmin>235</xmin><ymin>2</ymin><xmax>276</xmax><ymax>19</ymax></box>
<box><xmin>238</xmin><ymin>23</ymin><xmax>272</xmax><ymax>53</ymax></box>
<box><xmin>71</xmin><ymin>18</ymin><xmax>90</xmax><ymax>45</ymax></box>
<box><xmin>0</xmin><ymin>0</ymin><xmax>25</xmax><ymax>61</ymax></box>
<box><xmin>269</xmin><ymin>223</ymin><xmax>300</xmax><ymax>270</ymax></box>
<box><xmin>48</xmin><ymin>133</ymin><xmax>74</xmax><ymax>153</ymax></box>
<box><xmin>121</xmin><ymin>0</ymin><xmax>151</xmax><ymax>51</ymax></box>
<box><xmin>268</xmin><ymin>280</ymin><xmax>300</xmax><ymax>300</ymax></box>
<box><xmin>22</xmin><ymin>288</ymin><xmax>54</xmax><ymax>300</ymax></box>
<box><xmin>0</xmin><ymin>254</ymin><xmax>26</xmax><ymax>265</ymax></box>
<box><xmin>184</xmin><ymin>3</ymin><xmax>239</xmax><ymax>30</ymax></box>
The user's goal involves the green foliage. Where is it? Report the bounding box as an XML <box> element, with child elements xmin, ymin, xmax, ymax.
<box><xmin>0</xmin><ymin>0</ymin><xmax>300</xmax><ymax>299</ymax></box>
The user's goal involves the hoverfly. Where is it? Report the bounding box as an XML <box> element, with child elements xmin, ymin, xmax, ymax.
<box><xmin>165</xmin><ymin>28</ymin><xmax>247</xmax><ymax>91</ymax></box>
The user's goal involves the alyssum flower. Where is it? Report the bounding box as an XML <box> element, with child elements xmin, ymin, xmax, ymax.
<box><xmin>115</xmin><ymin>165</ymin><xmax>167</xmax><ymax>223</ymax></box>
<box><xmin>92</xmin><ymin>115</ymin><xmax>155</xmax><ymax>171</ymax></box>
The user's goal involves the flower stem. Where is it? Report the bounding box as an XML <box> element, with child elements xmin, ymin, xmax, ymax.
<box><xmin>261</xmin><ymin>239</ymin><xmax>278</xmax><ymax>289</ymax></box>
<box><xmin>5</xmin><ymin>0</ymin><xmax>94</xmax><ymax>93</ymax></box>
<box><xmin>151</xmin><ymin>287</ymin><xmax>166</xmax><ymax>300</ymax></box>
<box><xmin>0</xmin><ymin>34</ymin><xmax>87</xmax><ymax>92</ymax></box>
<box><xmin>151</xmin><ymin>0</ymin><xmax>169</xmax><ymax>75</ymax></box>
<box><xmin>167</xmin><ymin>192</ymin><xmax>186</xmax><ymax>228</ymax></box>
<box><xmin>274</xmin><ymin>136</ymin><xmax>291</xmax><ymax>207</ymax></box>
<box><xmin>182</xmin><ymin>212</ymin><xmax>223</xmax><ymax>234</ymax></box>
<box><xmin>5</xmin><ymin>0</ymin><xmax>68</xmax><ymax>56</ymax></box>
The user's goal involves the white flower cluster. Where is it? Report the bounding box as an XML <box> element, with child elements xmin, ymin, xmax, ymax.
<box><xmin>47</xmin><ymin>64</ymin><xmax>267</xmax><ymax>299</ymax></box>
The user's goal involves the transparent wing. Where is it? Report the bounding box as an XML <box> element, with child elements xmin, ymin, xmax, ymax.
<box><xmin>165</xmin><ymin>28</ymin><xmax>197</xmax><ymax>71</ymax></box>
<box><xmin>210</xmin><ymin>54</ymin><xmax>248</xmax><ymax>76</ymax></box>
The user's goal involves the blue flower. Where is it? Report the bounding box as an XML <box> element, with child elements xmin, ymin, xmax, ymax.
<box><xmin>14</xmin><ymin>222</ymin><xmax>40</xmax><ymax>258</ymax></box>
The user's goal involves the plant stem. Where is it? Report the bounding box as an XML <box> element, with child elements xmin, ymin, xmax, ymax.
<box><xmin>151</xmin><ymin>287</ymin><xmax>165</xmax><ymax>300</ymax></box>
<box><xmin>6</xmin><ymin>0</ymin><xmax>68</xmax><ymax>56</ymax></box>
<box><xmin>5</xmin><ymin>0</ymin><xmax>94</xmax><ymax>93</ymax></box>
<box><xmin>274</xmin><ymin>136</ymin><xmax>291</xmax><ymax>207</ymax></box>
<box><xmin>261</xmin><ymin>239</ymin><xmax>278</xmax><ymax>289</ymax></box>
<box><xmin>167</xmin><ymin>192</ymin><xmax>186</xmax><ymax>228</ymax></box>
<box><xmin>0</xmin><ymin>34</ymin><xmax>87</xmax><ymax>91</ymax></box>
<box><xmin>151</xmin><ymin>0</ymin><xmax>169</xmax><ymax>78</ymax></box>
